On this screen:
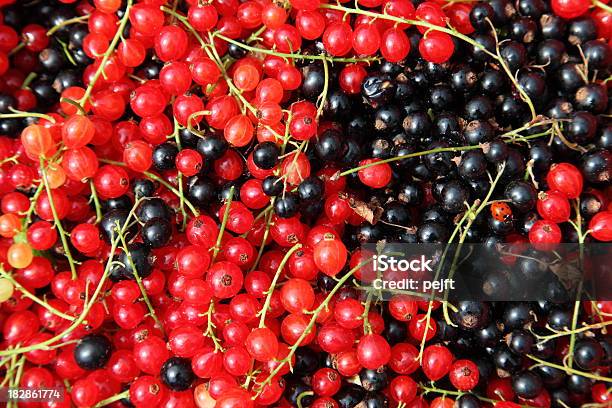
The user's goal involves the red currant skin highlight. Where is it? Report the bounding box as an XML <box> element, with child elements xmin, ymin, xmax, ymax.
<box><xmin>358</xmin><ymin>159</ymin><xmax>392</xmax><ymax>188</ymax></box>
<box><xmin>323</xmin><ymin>22</ymin><xmax>354</xmax><ymax>57</ymax></box>
<box><xmin>419</xmin><ymin>31</ymin><xmax>455</xmax><ymax>64</ymax></box>
<box><xmin>245</xmin><ymin>327</ymin><xmax>279</xmax><ymax>362</ymax></box>
<box><xmin>551</xmin><ymin>0</ymin><xmax>591</xmax><ymax>19</ymax></box>
<box><xmin>422</xmin><ymin>344</ymin><xmax>454</xmax><ymax>381</ymax></box>
<box><xmin>356</xmin><ymin>333</ymin><xmax>391</xmax><ymax>369</ymax></box>
<box><xmin>546</xmin><ymin>162</ymin><xmax>583</xmax><ymax>199</ymax></box>
<box><xmin>589</xmin><ymin>211</ymin><xmax>612</xmax><ymax>242</ymax></box>
<box><xmin>449</xmin><ymin>359</ymin><xmax>480</xmax><ymax>391</ymax></box>
<box><xmin>313</xmin><ymin>238</ymin><xmax>347</xmax><ymax>277</ymax></box>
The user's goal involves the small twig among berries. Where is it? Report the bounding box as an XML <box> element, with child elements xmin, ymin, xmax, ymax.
<box><xmin>0</xmin><ymin>267</ymin><xmax>75</xmax><ymax>322</ymax></box>
<box><xmin>46</xmin><ymin>14</ymin><xmax>90</xmax><ymax>37</ymax></box>
<box><xmin>78</xmin><ymin>0</ymin><xmax>133</xmax><ymax>107</ymax></box>
<box><xmin>39</xmin><ymin>157</ymin><xmax>78</xmax><ymax>279</ymax></box>
<box><xmin>258</xmin><ymin>243</ymin><xmax>302</xmax><ymax>328</ymax></box>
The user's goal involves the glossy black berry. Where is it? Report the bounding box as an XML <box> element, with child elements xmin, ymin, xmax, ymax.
<box><xmin>253</xmin><ymin>142</ymin><xmax>280</xmax><ymax>170</ymax></box>
<box><xmin>374</xmin><ymin>105</ymin><xmax>402</xmax><ymax>132</ymax></box>
<box><xmin>141</xmin><ymin>217</ymin><xmax>172</xmax><ymax>248</ymax></box>
<box><xmin>582</xmin><ymin>40</ymin><xmax>611</xmax><ymax>70</ymax></box>
<box><xmin>74</xmin><ymin>334</ymin><xmax>112</xmax><ymax>370</ymax></box>
<box><xmin>298</xmin><ymin>177</ymin><xmax>324</xmax><ymax>202</ymax></box>
<box><xmin>137</xmin><ymin>198</ymin><xmax>171</xmax><ymax>223</ymax></box>
<box><xmin>574</xmin><ymin>338</ymin><xmax>603</xmax><ymax>371</ymax></box>
<box><xmin>535</xmin><ymin>39</ymin><xmax>566</xmax><ymax>70</ymax></box>
<box><xmin>500</xmin><ymin>41</ymin><xmax>527</xmax><ymax>72</ymax></box>
<box><xmin>479</xmin><ymin>69</ymin><xmax>506</xmax><ymax>96</ymax></box>
<box><xmin>503</xmin><ymin>302</ymin><xmax>533</xmax><ymax>330</ymax></box>
<box><xmin>464</xmin><ymin>96</ymin><xmax>494</xmax><ymax>121</ymax></box>
<box><xmin>315</xmin><ymin>129</ymin><xmax>344</xmax><ymax>161</ymax></box>
<box><xmin>362</xmin><ymin>74</ymin><xmax>396</xmax><ymax>108</ymax></box>
<box><xmin>132</xmin><ymin>179</ymin><xmax>156</xmax><ymax>199</ymax></box>
<box><xmin>114</xmin><ymin>243</ymin><xmax>152</xmax><ymax>280</ymax></box>
<box><xmin>262</xmin><ymin>176</ymin><xmax>283</xmax><ymax>196</ymax></box>
<box><xmin>540</xmin><ymin>14</ymin><xmax>566</xmax><ymax>39</ymax></box>
<box><xmin>160</xmin><ymin>357</ymin><xmax>195</xmax><ymax>391</ymax></box>
<box><xmin>452</xmin><ymin>301</ymin><xmax>490</xmax><ymax>330</ymax></box>
<box><xmin>508</xmin><ymin>330</ymin><xmax>534</xmax><ymax>355</ymax></box>
<box><xmin>152</xmin><ymin>142</ymin><xmax>179</xmax><ymax>171</ymax></box>
<box><xmin>197</xmin><ymin>135</ymin><xmax>227</xmax><ymax>161</ymax></box>
<box><xmin>505</xmin><ymin>181</ymin><xmax>537</xmax><ymax>213</ymax></box>
<box><xmin>456</xmin><ymin>394</ymin><xmax>481</xmax><ymax>408</ymax></box>
<box><xmin>574</xmin><ymin>84</ymin><xmax>608</xmax><ymax>113</ymax></box>
<box><xmin>227</xmin><ymin>42</ymin><xmax>247</xmax><ymax>59</ymax></box>
<box><xmin>301</xmin><ymin>64</ymin><xmax>325</xmax><ymax>101</ymax></box>
<box><xmin>359</xmin><ymin>368</ymin><xmax>388</xmax><ymax>392</ymax></box>
<box><xmin>509</xmin><ymin>16</ymin><xmax>538</xmax><ymax>43</ymax></box>
<box><xmin>512</xmin><ymin>371</ymin><xmax>543</xmax><ymax>399</ymax></box>
<box><xmin>274</xmin><ymin>193</ymin><xmax>299</xmax><ymax>218</ymax></box>
<box><xmin>493</xmin><ymin>345</ymin><xmax>523</xmax><ymax>373</ymax></box>
<box><xmin>567</xmin><ymin>16</ymin><xmax>597</xmax><ymax>45</ymax></box>
<box><xmin>581</xmin><ymin>149</ymin><xmax>611</xmax><ymax>184</ymax></box>
<box><xmin>336</xmin><ymin>384</ymin><xmax>365</xmax><ymax>408</ymax></box>
<box><xmin>470</xmin><ymin>3</ymin><xmax>496</xmax><ymax>31</ymax></box>
<box><xmin>397</xmin><ymin>182</ymin><xmax>423</xmax><ymax>206</ymax></box>
<box><xmin>417</xmin><ymin>221</ymin><xmax>449</xmax><ymax>243</ymax></box>
<box><xmin>187</xmin><ymin>176</ymin><xmax>216</xmax><ymax>208</ymax></box>
<box><xmin>285</xmin><ymin>382</ymin><xmax>314</xmax><ymax>407</ymax></box>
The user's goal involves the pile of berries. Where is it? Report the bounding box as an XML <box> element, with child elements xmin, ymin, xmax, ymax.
<box><xmin>0</xmin><ymin>0</ymin><xmax>610</xmax><ymax>407</ymax></box>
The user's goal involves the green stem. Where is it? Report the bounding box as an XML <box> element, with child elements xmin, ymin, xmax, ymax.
<box><xmin>214</xmin><ymin>32</ymin><xmax>381</xmax><ymax>64</ymax></box>
<box><xmin>171</xmin><ymin>119</ymin><xmax>189</xmax><ymax>231</ymax></box>
<box><xmin>47</xmin><ymin>14</ymin><xmax>90</xmax><ymax>36</ymax></box>
<box><xmin>93</xmin><ymin>390</ymin><xmax>130</xmax><ymax>407</ymax></box>
<box><xmin>8</xmin><ymin>357</ymin><xmax>25</xmax><ymax>408</ymax></box>
<box><xmin>79</xmin><ymin>0</ymin><xmax>133</xmax><ymax>106</ymax></box>
<box><xmin>0</xmin><ymin>267</ymin><xmax>75</xmax><ymax>322</ymax></box>
<box><xmin>528</xmin><ymin>354</ymin><xmax>612</xmax><ymax>382</ymax></box>
<box><xmin>89</xmin><ymin>180</ymin><xmax>103</xmax><ymax>223</ymax></box>
<box><xmin>8</xmin><ymin>42</ymin><xmax>24</xmax><ymax>56</ymax></box>
<box><xmin>258</xmin><ymin>243</ymin><xmax>302</xmax><ymax>327</ymax></box>
<box><xmin>60</xmin><ymin>97</ymin><xmax>86</xmax><ymax>115</ymax></box>
<box><xmin>117</xmin><ymin>227</ymin><xmax>164</xmax><ymax>337</ymax></box>
<box><xmin>485</xmin><ymin>18</ymin><xmax>537</xmax><ymax>121</ymax></box>
<box><xmin>249</xmin><ymin>208</ymin><xmax>273</xmax><ymax>272</ymax></box>
<box><xmin>533</xmin><ymin>320</ymin><xmax>612</xmax><ymax>345</ymax></box>
<box><xmin>441</xmin><ymin>162</ymin><xmax>508</xmax><ymax>314</ymax></box>
<box><xmin>212</xmin><ymin>186</ymin><xmax>235</xmax><ymax>262</ymax></box>
<box><xmin>316</xmin><ymin>57</ymin><xmax>329</xmax><ymax>119</ymax></box>
<box><xmin>339</xmin><ymin>145</ymin><xmax>483</xmax><ymax>177</ymax></box>
<box><xmin>0</xmin><ymin>198</ymin><xmax>141</xmax><ymax>357</ymax></box>
<box><xmin>593</xmin><ymin>0</ymin><xmax>612</xmax><ymax>13</ymax></box>
<box><xmin>296</xmin><ymin>391</ymin><xmax>314</xmax><ymax>408</ymax></box>
<box><xmin>203</xmin><ymin>300</ymin><xmax>225</xmax><ymax>352</ymax></box>
<box><xmin>21</xmin><ymin>72</ymin><xmax>37</xmax><ymax>89</ymax></box>
<box><xmin>0</xmin><ymin>109</ymin><xmax>56</xmax><ymax>123</ymax></box>
<box><xmin>22</xmin><ymin>183</ymin><xmax>44</xmax><ymax>226</ymax></box>
<box><xmin>418</xmin><ymin>384</ymin><xmax>531</xmax><ymax>408</ymax></box>
<box><xmin>39</xmin><ymin>158</ymin><xmax>77</xmax><ymax>279</ymax></box>
<box><xmin>254</xmin><ymin>260</ymin><xmax>370</xmax><ymax>396</ymax></box>
<box><xmin>320</xmin><ymin>4</ymin><xmax>498</xmax><ymax>59</ymax></box>
<box><xmin>362</xmin><ymin>291</ymin><xmax>373</xmax><ymax>334</ymax></box>
<box><xmin>99</xmin><ymin>158</ymin><xmax>199</xmax><ymax>217</ymax></box>
<box><xmin>567</xmin><ymin>199</ymin><xmax>586</xmax><ymax>370</ymax></box>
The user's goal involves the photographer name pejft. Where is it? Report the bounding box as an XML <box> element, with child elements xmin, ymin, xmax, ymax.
<box><xmin>370</xmin><ymin>255</ymin><xmax>455</xmax><ymax>293</ymax></box>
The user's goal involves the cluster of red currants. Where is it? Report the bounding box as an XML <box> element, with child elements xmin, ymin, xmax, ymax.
<box><xmin>0</xmin><ymin>0</ymin><xmax>609</xmax><ymax>407</ymax></box>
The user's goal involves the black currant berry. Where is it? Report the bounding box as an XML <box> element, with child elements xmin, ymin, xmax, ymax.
<box><xmin>74</xmin><ymin>334</ymin><xmax>112</xmax><ymax>370</ymax></box>
<box><xmin>160</xmin><ymin>357</ymin><xmax>195</xmax><ymax>391</ymax></box>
